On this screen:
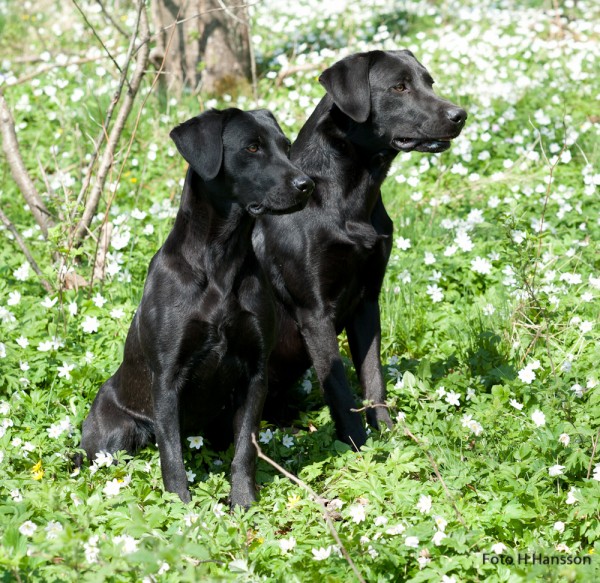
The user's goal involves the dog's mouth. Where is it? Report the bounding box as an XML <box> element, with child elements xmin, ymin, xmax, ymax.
<box><xmin>392</xmin><ymin>138</ymin><xmax>452</xmax><ymax>153</ymax></box>
<box><xmin>246</xmin><ymin>199</ymin><xmax>308</xmax><ymax>217</ymax></box>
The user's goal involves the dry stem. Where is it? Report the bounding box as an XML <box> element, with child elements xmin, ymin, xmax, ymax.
<box><xmin>251</xmin><ymin>434</ymin><xmax>365</xmax><ymax>583</ymax></box>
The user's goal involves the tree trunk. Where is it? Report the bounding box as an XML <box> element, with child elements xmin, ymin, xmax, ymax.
<box><xmin>151</xmin><ymin>0</ymin><xmax>252</xmax><ymax>95</ymax></box>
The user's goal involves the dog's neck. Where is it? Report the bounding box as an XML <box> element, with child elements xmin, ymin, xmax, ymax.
<box><xmin>292</xmin><ymin>95</ymin><xmax>397</xmax><ymax>218</ymax></box>
<box><xmin>166</xmin><ymin>169</ymin><xmax>255</xmax><ymax>271</ymax></box>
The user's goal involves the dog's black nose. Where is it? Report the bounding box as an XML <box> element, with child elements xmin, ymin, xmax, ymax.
<box><xmin>293</xmin><ymin>176</ymin><xmax>314</xmax><ymax>195</ymax></box>
<box><xmin>447</xmin><ymin>108</ymin><xmax>467</xmax><ymax>125</ymax></box>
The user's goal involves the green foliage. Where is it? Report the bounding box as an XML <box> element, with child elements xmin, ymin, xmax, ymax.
<box><xmin>0</xmin><ymin>0</ymin><xmax>599</xmax><ymax>581</ymax></box>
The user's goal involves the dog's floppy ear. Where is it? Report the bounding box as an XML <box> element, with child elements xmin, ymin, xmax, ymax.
<box><xmin>170</xmin><ymin>110</ymin><xmax>224</xmax><ymax>181</ymax></box>
<box><xmin>319</xmin><ymin>53</ymin><xmax>371</xmax><ymax>123</ymax></box>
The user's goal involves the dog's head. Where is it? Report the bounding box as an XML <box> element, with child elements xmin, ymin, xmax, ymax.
<box><xmin>170</xmin><ymin>109</ymin><xmax>314</xmax><ymax>216</ymax></box>
<box><xmin>319</xmin><ymin>50</ymin><xmax>467</xmax><ymax>153</ymax></box>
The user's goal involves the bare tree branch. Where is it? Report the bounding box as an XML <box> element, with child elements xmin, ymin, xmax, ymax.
<box><xmin>71</xmin><ymin>0</ymin><xmax>150</xmax><ymax>245</ymax></box>
<box><xmin>0</xmin><ymin>208</ymin><xmax>53</xmax><ymax>292</ymax></box>
<box><xmin>0</xmin><ymin>93</ymin><xmax>55</xmax><ymax>238</ymax></box>
<box><xmin>252</xmin><ymin>434</ymin><xmax>366</xmax><ymax>583</ymax></box>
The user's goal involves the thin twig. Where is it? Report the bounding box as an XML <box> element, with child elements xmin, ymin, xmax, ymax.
<box><xmin>402</xmin><ymin>425</ymin><xmax>466</xmax><ymax>526</ymax></box>
<box><xmin>0</xmin><ymin>208</ymin><xmax>53</xmax><ymax>292</ymax></box>
<box><xmin>71</xmin><ymin>0</ymin><xmax>126</xmax><ymax>82</ymax></box>
<box><xmin>0</xmin><ymin>93</ymin><xmax>55</xmax><ymax>237</ymax></box>
<box><xmin>69</xmin><ymin>1</ymin><xmax>145</xmax><ymax>228</ymax></box>
<box><xmin>71</xmin><ymin>0</ymin><xmax>149</xmax><ymax>245</ymax></box>
<box><xmin>251</xmin><ymin>434</ymin><xmax>366</xmax><ymax>583</ymax></box>
<box><xmin>96</xmin><ymin>0</ymin><xmax>129</xmax><ymax>38</ymax></box>
<box><xmin>586</xmin><ymin>430</ymin><xmax>600</xmax><ymax>480</ymax></box>
<box><xmin>276</xmin><ymin>63</ymin><xmax>324</xmax><ymax>86</ymax></box>
<box><xmin>350</xmin><ymin>403</ymin><xmax>390</xmax><ymax>413</ymax></box>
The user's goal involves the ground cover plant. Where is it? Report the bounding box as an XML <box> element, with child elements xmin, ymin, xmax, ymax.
<box><xmin>0</xmin><ymin>0</ymin><xmax>599</xmax><ymax>581</ymax></box>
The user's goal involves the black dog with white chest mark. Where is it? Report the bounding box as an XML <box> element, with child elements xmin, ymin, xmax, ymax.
<box><xmin>256</xmin><ymin>50</ymin><xmax>466</xmax><ymax>448</ymax></box>
<box><xmin>77</xmin><ymin>108</ymin><xmax>314</xmax><ymax>507</ymax></box>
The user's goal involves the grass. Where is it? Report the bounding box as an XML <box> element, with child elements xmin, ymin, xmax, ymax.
<box><xmin>0</xmin><ymin>0</ymin><xmax>599</xmax><ymax>581</ymax></box>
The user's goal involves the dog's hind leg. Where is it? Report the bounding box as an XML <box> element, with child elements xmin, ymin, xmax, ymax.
<box><xmin>78</xmin><ymin>375</ymin><xmax>152</xmax><ymax>464</ymax></box>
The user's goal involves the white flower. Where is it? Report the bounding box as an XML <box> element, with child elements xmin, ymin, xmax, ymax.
<box><xmin>7</xmin><ymin>291</ymin><xmax>21</xmax><ymax>305</ymax></box>
<box><xmin>518</xmin><ymin>367</ymin><xmax>536</xmax><ymax>384</ymax></box>
<box><xmin>114</xmin><ymin>534</ymin><xmax>138</xmax><ymax>554</ymax></box>
<box><xmin>280</xmin><ymin>537</ymin><xmax>296</xmax><ymax>553</ymax></box>
<box><xmin>417</xmin><ymin>556</ymin><xmax>430</xmax><ymax>569</ymax></box>
<box><xmin>57</xmin><ymin>362</ymin><xmax>75</xmax><ymax>380</ymax></box>
<box><xmin>348</xmin><ymin>504</ymin><xmax>366</xmax><ymax>523</ymax></box>
<box><xmin>592</xmin><ymin>464</ymin><xmax>600</xmax><ymax>481</ymax></box>
<box><xmin>47</xmin><ymin>424</ymin><xmax>63</xmax><ymax>438</ymax></box>
<box><xmin>158</xmin><ymin>561</ymin><xmax>170</xmax><ymax>575</ymax></box>
<box><xmin>259</xmin><ymin>429</ymin><xmax>273</xmax><ymax>444</ymax></box>
<box><xmin>68</xmin><ymin>301</ymin><xmax>78</xmax><ymax>316</ymax></box>
<box><xmin>432</xmin><ymin>530</ymin><xmax>447</xmax><ymax>546</ymax></box>
<box><xmin>14</xmin><ymin>262</ymin><xmax>30</xmax><ymax>281</ymax></box>
<box><xmin>16</xmin><ymin>336</ymin><xmax>29</xmax><ymax>348</ymax></box>
<box><xmin>455</xmin><ymin>230</ymin><xmax>474</xmax><ymax>252</ymax></box>
<box><xmin>187</xmin><ymin>436</ymin><xmax>204</xmax><ymax>449</ymax></box>
<box><xmin>556</xmin><ymin>543</ymin><xmax>570</xmax><ymax>552</ymax></box>
<box><xmin>548</xmin><ymin>464</ymin><xmax>565</xmax><ymax>477</ymax></box>
<box><xmin>531</xmin><ymin>410</ymin><xmax>546</xmax><ymax>427</ymax></box>
<box><xmin>19</xmin><ymin>521</ymin><xmax>37</xmax><ymax>537</ymax></box>
<box><xmin>416</xmin><ymin>494</ymin><xmax>432</xmax><ymax>514</ymax></box>
<box><xmin>41</xmin><ymin>296</ymin><xmax>58</xmax><ymax>308</ymax></box>
<box><xmin>396</xmin><ymin>237</ymin><xmax>411</xmax><ymax>250</ymax></box>
<box><xmin>445</xmin><ymin>391</ymin><xmax>460</xmax><ymax>406</ymax></box>
<box><xmin>0</xmin><ymin>343</ymin><xmax>5</xmax><ymax>359</ymax></box>
<box><xmin>426</xmin><ymin>284</ymin><xmax>444</xmax><ymax>303</ymax></box>
<box><xmin>328</xmin><ymin>498</ymin><xmax>344</xmax><ymax>511</ymax></box>
<box><xmin>103</xmin><ymin>478</ymin><xmax>123</xmax><ymax>497</ymax></box>
<box><xmin>471</xmin><ymin>256</ymin><xmax>492</xmax><ymax>275</ymax></box>
<box><xmin>570</xmin><ymin>383</ymin><xmax>583</xmax><ymax>397</ymax></box>
<box><xmin>482</xmin><ymin>303</ymin><xmax>495</xmax><ymax>316</ymax></box>
<box><xmin>312</xmin><ymin>546</ymin><xmax>332</xmax><ymax>560</ymax></box>
<box><xmin>84</xmin><ymin>535</ymin><xmax>100</xmax><ymax>563</ymax></box>
<box><xmin>11</xmin><ymin>489</ymin><xmax>23</xmax><ymax>502</ymax></box>
<box><xmin>424</xmin><ymin>252</ymin><xmax>436</xmax><ymax>265</ymax></box>
<box><xmin>434</xmin><ymin>516</ymin><xmax>447</xmax><ymax>531</ymax></box>
<box><xmin>282</xmin><ymin>434</ymin><xmax>294</xmax><ymax>448</ymax></box>
<box><xmin>131</xmin><ymin>208</ymin><xmax>147</xmax><ymax>220</ymax></box>
<box><xmin>374</xmin><ymin>516</ymin><xmax>388</xmax><ymax>527</ymax></box>
<box><xmin>558</xmin><ymin>434</ymin><xmax>570</xmax><ymax>447</ymax></box>
<box><xmin>186</xmin><ymin>469</ymin><xmax>196</xmax><ymax>483</ymax></box>
<box><xmin>554</xmin><ymin>521</ymin><xmax>565</xmax><ymax>534</ymax></box>
<box><xmin>92</xmin><ymin>293</ymin><xmax>107</xmax><ymax>308</ymax></box>
<box><xmin>404</xmin><ymin>536</ymin><xmax>419</xmax><ymax>548</ymax></box>
<box><xmin>111</xmin><ymin>228</ymin><xmax>131</xmax><ymax>250</ymax></box>
<box><xmin>385</xmin><ymin>524</ymin><xmax>406</xmax><ymax>535</ymax></box>
<box><xmin>509</xmin><ymin>399</ymin><xmax>524</xmax><ymax>410</ymax></box>
<box><xmin>565</xmin><ymin>487</ymin><xmax>578</xmax><ymax>504</ymax></box>
<box><xmin>441</xmin><ymin>576</ymin><xmax>456</xmax><ymax>583</ymax></box>
<box><xmin>491</xmin><ymin>543</ymin><xmax>507</xmax><ymax>554</ymax></box>
<box><xmin>94</xmin><ymin>451</ymin><xmax>114</xmax><ymax>467</ymax></box>
<box><xmin>45</xmin><ymin>521</ymin><xmax>63</xmax><ymax>540</ymax></box>
<box><xmin>580</xmin><ymin>320</ymin><xmax>593</xmax><ymax>334</ymax></box>
<box><xmin>213</xmin><ymin>503</ymin><xmax>225</xmax><ymax>518</ymax></box>
<box><xmin>82</xmin><ymin>316</ymin><xmax>100</xmax><ymax>334</ymax></box>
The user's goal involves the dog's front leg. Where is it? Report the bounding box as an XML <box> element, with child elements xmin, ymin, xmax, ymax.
<box><xmin>230</xmin><ymin>371</ymin><xmax>268</xmax><ymax>508</ymax></box>
<box><xmin>152</xmin><ymin>374</ymin><xmax>191</xmax><ymax>503</ymax></box>
<box><xmin>299</xmin><ymin>316</ymin><xmax>367</xmax><ymax>449</ymax></box>
<box><xmin>346</xmin><ymin>298</ymin><xmax>393</xmax><ymax>431</ymax></box>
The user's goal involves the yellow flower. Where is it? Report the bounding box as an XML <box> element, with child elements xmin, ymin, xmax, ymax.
<box><xmin>286</xmin><ymin>494</ymin><xmax>301</xmax><ymax>509</ymax></box>
<box><xmin>130</xmin><ymin>177</ymin><xmax>138</xmax><ymax>183</ymax></box>
<box><xmin>31</xmin><ymin>460</ymin><xmax>44</xmax><ymax>480</ymax></box>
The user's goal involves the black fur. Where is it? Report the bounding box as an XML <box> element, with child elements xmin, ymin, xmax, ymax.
<box><xmin>255</xmin><ymin>50</ymin><xmax>467</xmax><ymax>447</ymax></box>
<box><xmin>77</xmin><ymin>108</ymin><xmax>314</xmax><ymax>507</ymax></box>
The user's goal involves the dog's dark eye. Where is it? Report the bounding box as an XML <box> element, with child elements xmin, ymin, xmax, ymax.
<box><xmin>246</xmin><ymin>144</ymin><xmax>259</xmax><ymax>153</ymax></box>
<box><xmin>393</xmin><ymin>83</ymin><xmax>407</xmax><ymax>93</ymax></box>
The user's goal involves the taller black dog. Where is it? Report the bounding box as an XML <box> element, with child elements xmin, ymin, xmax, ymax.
<box><xmin>79</xmin><ymin>108</ymin><xmax>313</xmax><ymax>507</ymax></box>
<box><xmin>255</xmin><ymin>50</ymin><xmax>466</xmax><ymax>447</ymax></box>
